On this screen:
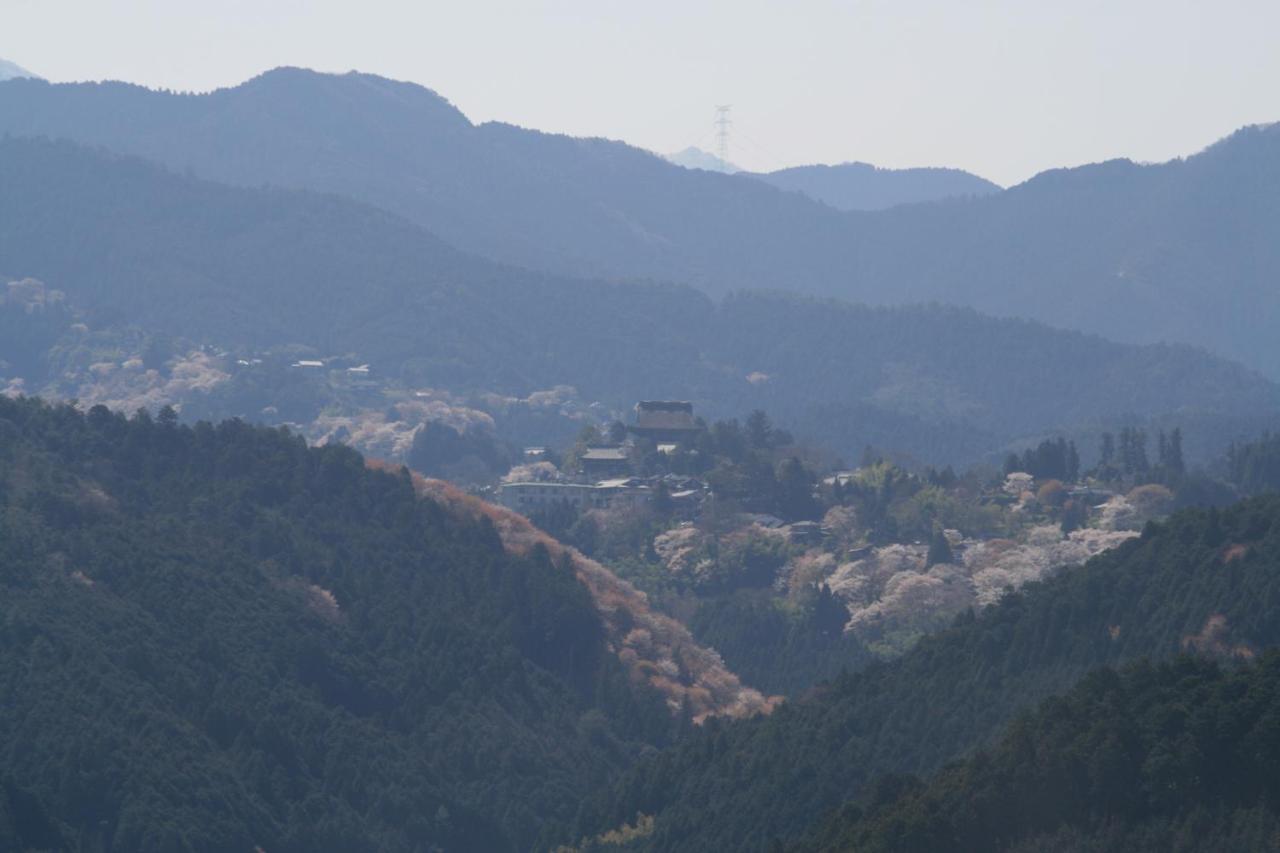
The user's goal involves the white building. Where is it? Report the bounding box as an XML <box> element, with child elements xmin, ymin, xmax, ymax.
<box><xmin>498</xmin><ymin>479</ymin><xmax>650</xmax><ymax>514</ymax></box>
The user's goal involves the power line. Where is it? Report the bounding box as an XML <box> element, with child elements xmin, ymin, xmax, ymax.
<box><xmin>713</xmin><ymin>105</ymin><xmax>733</xmax><ymax>172</ymax></box>
<box><xmin>730</xmin><ymin>126</ymin><xmax>790</xmax><ymax>173</ymax></box>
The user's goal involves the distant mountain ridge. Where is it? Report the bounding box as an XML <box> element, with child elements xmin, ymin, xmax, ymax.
<box><xmin>2</xmin><ymin>69</ymin><xmax>1279</xmax><ymax>374</ymax></box>
<box><xmin>666</xmin><ymin>147</ymin><xmax>1002</xmax><ymax>210</ymax></box>
<box><xmin>664</xmin><ymin>146</ymin><xmax>738</xmax><ymax>173</ymax></box>
<box><xmin>751</xmin><ymin>160</ymin><xmax>1001</xmax><ymax>210</ymax></box>
<box><xmin>0</xmin><ymin>58</ymin><xmax>39</xmax><ymax>81</ymax></box>
<box><xmin>1</xmin><ymin>136</ymin><xmax>1277</xmax><ymax>466</ymax></box>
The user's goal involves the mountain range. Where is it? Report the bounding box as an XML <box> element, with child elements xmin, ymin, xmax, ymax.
<box><xmin>3</xmin><ymin>136</ymin><xmax>1276</xmax><ymax>465</ymax></box>
<box><xmin>2</xmin><ymin>69</ymin><xmax>1278</xmax><ymax>375</ymax></box>
<box><xmin>4</xmin><ymin>58</ymin><xmax>1280</xmax><ymax>853</ymax></box>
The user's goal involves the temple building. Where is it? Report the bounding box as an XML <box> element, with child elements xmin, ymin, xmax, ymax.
<box><xmin>628</xmin><ymin>401</ymin><xmax>703</xmax><ymax>444</ymax></box>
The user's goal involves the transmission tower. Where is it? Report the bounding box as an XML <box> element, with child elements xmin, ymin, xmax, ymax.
<box><xmin>713</xmin><ymin>105</ymin><xmax>732</xmax><ymax>171</ymax></box>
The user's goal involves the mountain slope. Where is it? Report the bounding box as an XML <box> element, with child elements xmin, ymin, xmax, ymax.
<box><xmin>0</xmin><ymin>395</ymin><xmax>705</xmax><ymax>851</ymax></box>
<box><xmin>583</xmin><ymin>496</ymin><xmax>1280</xmax><ymax>850</ymax></box>
<box><xmin>0</xmin><ymin>68</ymin><xmax>844</xmax><ymax>291</ymax></box>
<box><xmin>842</xmin><ymin>124</ymin><xmax>1280</xmax><ymax>374</ymax></box>
<box><xmin>0</xmin><ymin>135</ymin><xmax>708</xmax><ymax>394</ymax></box>
<box><xmin>803</xmin><ymin>655</ymin><xmax>1280</xmax><ymax>852</ymax></box>
<box><xmin>397</xmin><ymin>470</ymin><xmax>776</xmax><ymax>722</ymax></box>
<box><xmin>2</xmin><ymin>136</ymin><xmax>1277</xmax><ymax>465</ymax></box>
<box><xmin>2</xmin><ymin>71</ymin><xmax>1278</xmax><ymax>373</ymax></box>
<box><xmin>752</xmin><ymin>161</ymin><xmax>1001</xmax><ymax>211</ymax></box>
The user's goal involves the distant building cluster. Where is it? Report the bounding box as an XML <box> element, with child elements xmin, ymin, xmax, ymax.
<box><xmin>499</xmin><ymin>473</ymin><xmax>708</xmax><ymax>515</ymax></box>
<box><xmin>498</xmin><ymin>401</ymin><xmax>708</xmax><ymax>516</ymax></box>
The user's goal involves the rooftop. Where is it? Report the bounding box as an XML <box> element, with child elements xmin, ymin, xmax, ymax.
<box><xmin>637</xmin><ymin>400</ymin><xmax>693</xmax><ymax>412</ymax></box>
<box><xmin>633</xmin><ymin>401</ymin><xmax>699</xmax><ymax>433</ymax></box>
<box><xmin>596</xmin><ymin>478</ymin><xmax>648</xmax><ymax>490</ymax></box>
<box><xmin>581</xmin><ymin>446</ymin><xmax>629</xmax><ymax>462</ymax></box>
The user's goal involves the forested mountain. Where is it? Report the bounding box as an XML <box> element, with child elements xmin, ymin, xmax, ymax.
<box><xmin>840</xmin><ymin>124</ymin><xmax>1280</xmax><ymax>376</ymax></box>
<box><xmin>582</xmin><ymin>496</ymin><xmax>1280</xmax><ymax>850</ymax></box>
<box><xmin>0</xmin><ymin>68</ymin><xmax>840</xmax><ymax>292</ymax></box>
<box><xmin>2</xmin><ymin>71</ymin><xmax>1279</xmax><ymax>374</ymax></box>
<box><xmin>803</xmin><ymin>655</ymin><xmax>1280</xmax><ymax>852</ymax></box>
<box><xmin>0</xmin><ymin>396</ymin><xmax>688</xmax><ymax>851</ymax></box>
<box><xmin>751</xmin><ymin>161</ymin><xmax>1000</xmax><ymax>211</ymax></box>
<box><xmin>3</xmin><ymin>137</ymin><xmax>1277</xmax><ymax>466</ymax></box>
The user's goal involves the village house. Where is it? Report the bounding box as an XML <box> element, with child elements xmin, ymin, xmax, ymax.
<box><xmin>580</xmin><ymin>445</ymin><xmax>631</xmax><ymax>479</ymax></box>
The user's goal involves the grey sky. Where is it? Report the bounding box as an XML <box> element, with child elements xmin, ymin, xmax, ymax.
<box><xmin>3</xmin><ymin>0</ymin><xmax>1277</xmax><ymax>185</ymax></box>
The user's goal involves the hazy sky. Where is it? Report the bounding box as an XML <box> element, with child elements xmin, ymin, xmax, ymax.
<box><xmin>3</xmin><ymin>0</ymin><xmax>1277</xmax><ymax>185</ymax></box>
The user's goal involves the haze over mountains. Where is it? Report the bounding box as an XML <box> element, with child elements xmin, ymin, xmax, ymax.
<box><xmin>666</xmin><ymin>146</ymin><xmax>1002</xmax><ymax>210</ymax></box>
<box><xmin>4</xmin><ymin>43</ymin><xmax>1280</xmax><ymax>853</ymax></box>
<box><xmin>0</xmin><ymin>58</ymin><xmax>39</xmax><ymax>81</ymax></box>
<box><xmin>751</xmin><ymin>161</ymin><xmax>1001</xmax><ymax>211</ymax></box>
<box><xmin>664</xmin><ymin>146</ymin><xmax>739</xmax><ymax>173</ymax></box>
<box><xmin>2</xmin><ymin>68</ymin><xmax>1277</xmax><ymax>375</ymax></box>
<box><xmin>3</xmin><ymin>136</ymin><xmax>1276</xmax><ymax>465</ymax></box>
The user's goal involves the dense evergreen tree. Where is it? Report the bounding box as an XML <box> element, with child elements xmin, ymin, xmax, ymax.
<box><xmin>407</xmin><ymin>419</ymin><xmax>512</xmax><ymax>482</ymax></box>
<box><xmin>1100</xmin><ymin>432</ymin><xmax>1116</xmax><ymax>469</ymax></box>
<box><xmin>746</xmin><ymin>409</ymin><xmax>775</xmax><ymax>450</ymax></box>
<box><xmin>1002</xmin><ymin>437</ymin><xmax>1080</xmax><ymax>482</ymax></box>
<box><xmin>0</xmin><ymin>279</ymin><xmax>73</xmax><ymax>381</ymax></box>
<box><xmin>925</xmin><ymin>530</ymin><xmax>954</xmax><ymax>567</ymax></box>
<box><xmin>686</xmin><ymin>591</ymin><xmax>870</xmax><ymax>697</ymax></box>
<box><xmin>1119</xmin><ymin>426</ymin><xmax>1151</xmax><ymax>476</ymax></box>
<box><xmin>1227</xmin><ymin>432</ymin><xmax>1280</xmax><ymax>496</ymax></box>
<box><xmin>775</xmin><ymin>457</ymin><xmax>820</xmax><ymax>522</ymax></box>
<box><xmin>0</xmin><ymin>397</ymin><xmax>677</xmax><ymax>852</ymax></box>
<box><xmin>804</xmin><ymin>655</ymin><xmax>1280</xmax><ymax>852</ymax></box>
